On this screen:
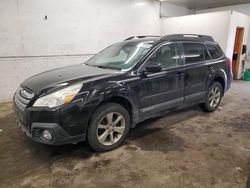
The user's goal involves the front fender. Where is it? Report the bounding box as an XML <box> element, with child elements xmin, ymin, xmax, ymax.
<box><xmin>83</xmin><ymin>79</ymin><xmax>140</xmax><ymax>124</ymax></box>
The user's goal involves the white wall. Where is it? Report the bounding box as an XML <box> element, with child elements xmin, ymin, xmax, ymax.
<box><xmin>196</xmin><ymin>3</ymin><xmax>250</xmax><ymax>17</ymax></box>
<box><xmin>0</xmin><ymin>0</ymin><xmax>161</xmax><ymax>57</ymax></box>
<box><xmin>160</xmin><ymin>2</ymin><xmax>194</xmax><ymax>18</ymax></box>
<box><xmin>162</xmin><ymin>11</ymin><xmax>232</xmax><ymax>54</ymax></box>
<box><xmin>0</xmin><ymin>0</ymin><xmax>162</xmax><ymax>102</ymax></box>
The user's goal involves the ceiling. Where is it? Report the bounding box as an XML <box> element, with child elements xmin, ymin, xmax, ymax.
<box><xmin>161</xmin><ymin>0</ymin><xmax>250</xmax><ymax>10</ymax></box>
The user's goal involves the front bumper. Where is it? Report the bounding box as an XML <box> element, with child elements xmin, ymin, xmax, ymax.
<box><xmin>16</xmin><ymin>120</ymin><xmax>86</xmax><ymax>145</ymax></box>
<box><xmin>13</xmin><ymin>98</ymin><xmax>95</xmax><ymax>145</ymax></box>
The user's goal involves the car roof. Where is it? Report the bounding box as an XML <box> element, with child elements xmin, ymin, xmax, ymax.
<box><xmin>115</xmin><ymin>37</ymin><xmax>160</xmax><ymax>46</ymax></box>
<box><xmin>124</xmin><ymin>34</ymin><xmax>216</xmax><ymax>44</ymax></box>
<box><xmin>160</xmin><ymin>34</ymin><xmax>215</xmax><ymax>43</ymax></box>
<box><xmin>123</xmin><ymin>37</ymin><xmax>160</xmax><ymax>43</ymax></box>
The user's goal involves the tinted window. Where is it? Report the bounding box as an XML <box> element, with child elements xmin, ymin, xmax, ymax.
<box><xmin>206</xmin><ymin>44</ymin><xmax>223</xmax><ymax>59</ymax></box>
<box><xmin>203</xmin><ymin>44</ymin><xmax>211</xmax><ymax>60</ymax></box>
<box><xmin>183</xmin><ymin>43</ymin><xmax>205</xmax><ymax>64</ymax></box>
<box><xmin>147</xmin><ymin>43</ymin><xmax>181</xmax><ymax>69</ymax></box>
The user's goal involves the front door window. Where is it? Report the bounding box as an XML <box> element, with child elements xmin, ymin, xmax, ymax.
<box><xmin>147</xmin><ymin>43</ymin><xmax>182</xmax><ymax>69</ymax></box>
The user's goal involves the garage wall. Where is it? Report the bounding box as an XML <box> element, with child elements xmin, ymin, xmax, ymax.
<box><xmin>162</xmin><ymin>11</ymin><xmax>232</xmax><ymax>54</ymax></box>
<box><xmin>160</xmin><ymin>2</ymin><xmax>194</xmax><ymax>18</ymax></box>
<box><xmin>0</xmin><ymin>0</ymin><xmax>162</xmax><ymax>102</ymax></box>
<box><xmin>227</xmin><ymin>12</ymin><xmax>250</xmax><ymax>58</ymax></box>
<box><xmin>196</xmin><ymin>3</ymin><xmax>250</xmax><ymax>16</ymax></box>
<box><xmin>0</xmin><ymin>0</ymin><xmax>162</xmax><ymax>57</ymax></box>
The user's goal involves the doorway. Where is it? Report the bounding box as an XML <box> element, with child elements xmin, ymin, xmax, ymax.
<box><xmin>232</xmin><ymin>27</ymin><xmax>244</xmax><ymax>80</ymax></box>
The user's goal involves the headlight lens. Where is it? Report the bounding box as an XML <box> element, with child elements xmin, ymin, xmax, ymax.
<box><xmin>33</xmin><ymin>84</ymin><xmax>82</xmax><ymax>108</ymax></box>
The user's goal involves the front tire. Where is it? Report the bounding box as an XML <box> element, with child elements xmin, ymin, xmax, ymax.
<box><xmin>200</xmin><ymin>81</ymin><xmax>223</xmax><ymax>112</ymax></box>
<box><xmin>87</xmin><ymin>102</ymin><xmax>130</xmax><ymax>152</ymax></box>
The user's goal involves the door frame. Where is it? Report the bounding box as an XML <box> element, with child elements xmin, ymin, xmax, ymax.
<box><xmin>232</xmin><ymin>27</ymin><xmax>244</xmax><ymax>80</ymax></box>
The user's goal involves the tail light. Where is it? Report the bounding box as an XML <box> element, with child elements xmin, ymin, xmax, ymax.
<box><xmin>226</xmin><ymin>58</ymin><xmax>232</xmax><ymax>66</ymax></box>
<box><xmin>226</xmin><ymin>58</ymin><xmax>233</xmax><ymax>75</ymax></box>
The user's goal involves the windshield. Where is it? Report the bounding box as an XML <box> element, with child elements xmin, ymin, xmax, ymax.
<box><xmin>84</xmin><ymin>41</ymin><xmax>154</xmax><ymax>70</ymax></box>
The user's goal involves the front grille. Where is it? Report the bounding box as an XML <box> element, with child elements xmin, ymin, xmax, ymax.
<box><xmin>14</xmin><ymin>87</ymin><xmax>34</xmax><ymax>110</ymax></box>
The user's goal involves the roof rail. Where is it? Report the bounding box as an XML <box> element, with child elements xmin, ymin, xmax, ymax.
<box><xmin>160</xmin><ymin>34</ymin><xmax>215</xmax><ymax>42</ymax></box>
<box><xmin>124</xmin><ymin>35</ymin><xmax>161</xmax><ymax>41</ymax></box>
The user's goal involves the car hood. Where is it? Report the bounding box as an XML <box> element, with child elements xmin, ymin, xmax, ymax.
<box><xmin>22</xmin><ymin>64</ymin><xmax>119</xmax><ymax>93</ymax></box>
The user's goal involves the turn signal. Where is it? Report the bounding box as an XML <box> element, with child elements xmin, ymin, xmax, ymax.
<box><xmin>63</xmin><ymin>93</ymin><xmax>77</xmax><ymax>104</ymax></box>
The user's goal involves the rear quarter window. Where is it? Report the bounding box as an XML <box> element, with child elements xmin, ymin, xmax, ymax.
<box><xmin>182</xmin><ymin>43</ymin><xmax>205</xmax><ymax>64</ymax></box>
<box><xmin>206</xmin><ymin>44</ymin><xmax>223</xmax><ymax>59</ymax></box>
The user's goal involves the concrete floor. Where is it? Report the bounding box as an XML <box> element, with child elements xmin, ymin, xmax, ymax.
<box><xmin>0</xmin><ymin>81</ymin><xmax>250</xmax><ymax>188</ymax></box>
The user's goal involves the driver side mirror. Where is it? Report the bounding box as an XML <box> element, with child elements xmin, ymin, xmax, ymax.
<box><xmin>145</xmin><ymin>62</ymin><xmax>162</xmax><ymax>73</ymax></box>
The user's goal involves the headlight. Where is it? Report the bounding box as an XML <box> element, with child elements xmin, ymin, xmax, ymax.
<box><xmin>33</xmin><ymin>83</ymin><xmax>82</xmax><ymax>108</ymax></box>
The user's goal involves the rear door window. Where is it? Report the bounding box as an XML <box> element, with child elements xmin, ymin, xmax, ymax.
<box><xmin>182</xmin><ymin>43</ymin><xmax>205</xmax><ymax>64</ymax></box>
<box><xmin>206</xmin><ymin>44</ymin><xmax>223</xmax><ymax>59</ymax></box>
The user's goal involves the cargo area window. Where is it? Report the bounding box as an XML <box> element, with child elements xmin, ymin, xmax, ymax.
<box><xmin>206</xmin><ymin>44</ymin><xmax>223</xmax><ymax>59</ymax></box>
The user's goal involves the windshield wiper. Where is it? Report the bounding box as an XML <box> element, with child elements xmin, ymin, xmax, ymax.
<box><xmin>84</xmin><ymin>63</ymin><xmax>120</xmax><ymax>70</ymax></box>
<box><xmin>96</xmin><ymin>65</ymin><xmax>108</xmax><ymax>69</ymax></box>
<box><xmin>96</xmin><ymin>65</ymin><xmax>121</xmax><ymax>70</ymax></box>
<box><xmin>83</xmin><ymin>63</ymin><xmax>107</xmax><ymax>69</ymax></box>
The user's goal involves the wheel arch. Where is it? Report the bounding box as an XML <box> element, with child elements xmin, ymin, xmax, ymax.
<box><xmin>209</xmin><ymin>68</ymin><xmax>227</xmax><ymax>96</ymax></box>
<box><xmin>212</xmin><ymin>77</ymin><xmax>225</xmax><ymax>95</ymax></box>
<box><xmin>87</xmin><ymin>95</ymin><xmax>137</xmax><ymax>132</ymax></box>
<box><xmin>105</xmin><ymin>96</ymin><xmax>134</xmax><ymax>123</ymax></box>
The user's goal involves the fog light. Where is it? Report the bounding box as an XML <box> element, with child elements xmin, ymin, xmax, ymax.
<box><xmin>42</xmin><ymin>129</ymin><xmax>52</xmax><ymax>141</ymax></box>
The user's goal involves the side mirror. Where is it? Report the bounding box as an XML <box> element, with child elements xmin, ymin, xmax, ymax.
<box><xmin>145</xmin><ymin>62</ymin><xmax>162</xmax><ymax>73</ymax></box>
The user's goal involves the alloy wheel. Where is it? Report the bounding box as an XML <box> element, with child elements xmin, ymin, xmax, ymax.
<box><xmin>208</xmin><ymin>86</ymin><xmax>221</xmax><ymax>108</ymax></box>
<box><xmin>96</xmin><ymin>112</ymin><xmax>126</xmax><ymax>146</ymax></box>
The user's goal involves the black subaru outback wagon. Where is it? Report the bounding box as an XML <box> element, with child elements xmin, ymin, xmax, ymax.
<box><xmin>14</xmin><ymin>34</ymin><xmax>232</xmax><ymax>152</ymax></box>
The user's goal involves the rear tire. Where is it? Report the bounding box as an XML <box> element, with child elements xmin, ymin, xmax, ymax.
<box><xmin>200</xmin><ymin>81</ymin><xmax>222</xmax><ymax>112</ymax></box>
<box><xmin>87</xmin><ymin>102</ymin><xmax>130</xmax><ymax>152</ymax></box>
